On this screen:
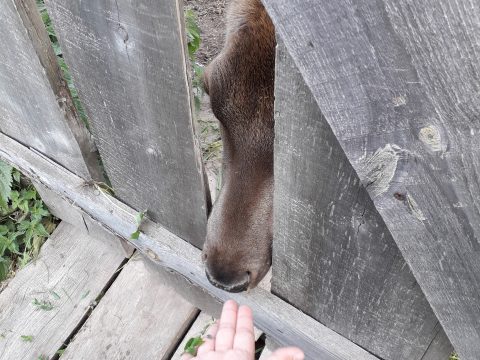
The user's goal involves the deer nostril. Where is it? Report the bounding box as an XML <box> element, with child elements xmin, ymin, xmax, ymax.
<box><xmin>201</xmin><ymin>252</ymin><xmax>207</xmax><ymax>262</ymax></box>
<box><xmin>205</xmin><ymin>269</ymin><xmax>250</xmax><ymax>293</ymax></box>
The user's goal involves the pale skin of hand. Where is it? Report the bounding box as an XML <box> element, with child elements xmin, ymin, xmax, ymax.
<box><xmin>180</xmin><ymin>300</ymin><xmax>304</xmax><ymax>360</ymax></box>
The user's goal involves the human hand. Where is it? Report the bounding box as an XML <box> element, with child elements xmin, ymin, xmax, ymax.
<box><xmin>180</xmin><ymin>300</ymin><xmax>304</xmax><ymax>360</ymax></box>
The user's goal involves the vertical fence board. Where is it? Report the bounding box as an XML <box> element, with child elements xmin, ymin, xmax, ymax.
<box><xmin>272</xmin><ymin>43</ymin><xmax>451</xmax><ymax>360</ymax></box>
<box><xmin>45</xmin><ymin>0</ymin><xmax>207</xmax><ymax>246</ymax></box>
<box><xmin>14</xmin><ymin>0</ymin><xmax>102</xmax><ymax>181</ymax></box>
<box><xmin>263</xmin><ymin>0</ymin><xmax>480</xmax><ymax>358</ymax></box>
<box><xmin>0</xmin><ymin>0</ymin><xmax>90</xmax><ymax>178</ymax></box>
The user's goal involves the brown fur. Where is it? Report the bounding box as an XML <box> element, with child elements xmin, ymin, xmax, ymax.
<box><xmin>202</xmin><ymin>0</ymin><xmax>276</xmax><ymax>292</ymax></box>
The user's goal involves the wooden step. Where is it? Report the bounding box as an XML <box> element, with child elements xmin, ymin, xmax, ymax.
<box><xmin>0</xmin><ymin>222</ymin><xmax>126</xmax><ymax>359</ymax></box>
<box><xmin>60</xmin><ymin>256</ymin><xmax>198</xmax><ymax>359</ymax></box>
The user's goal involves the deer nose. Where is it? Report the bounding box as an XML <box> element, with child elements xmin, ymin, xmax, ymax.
<box><xmin>205</xmin><ymin>268</ymin><xmax>250</xmax><ymax>293</ymax></box>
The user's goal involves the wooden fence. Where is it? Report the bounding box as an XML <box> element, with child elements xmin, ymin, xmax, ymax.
<box><xmin>1</xmin><ymin>0</ymin><xmax>479</xmax><ymax>359</ymax></box>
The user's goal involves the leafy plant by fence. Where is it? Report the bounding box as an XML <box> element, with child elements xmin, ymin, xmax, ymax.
<box><xmin>0</xmin><ymin>161</ymin><xmax>56</xmax><ymax>281</ymax></box>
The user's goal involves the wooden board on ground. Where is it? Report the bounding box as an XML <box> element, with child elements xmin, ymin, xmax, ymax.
<box><xmin>60</xmin><ymin>256</ymin><xmax>198</xmax><ymax>360</ymax></box>
<box><xmin>271</xmin><ymin>42</ymin><xmax>451</xmax><ymax>359</ymax></box>
<box><xmin>0</xmin><ymin>222</ymin><xmax>126</xmax><ymax>359</ymax></box>
<box><xmin>0</xmin><ymin>1</ymin><xmax>90</xmax><ymax>179</ymax></box>
<box><xmin>0</xmin><ymin>133</ymin><xmax>380</xmax><ymax>360</ymax></box>
<box><xmin>261</xmin><ymin>1</ymin><xmax>480</xmax><ymax>358</ymax></box>
<box><xmin>45</xmin><ymin>0</ymin><xmax>208</xmax><ymax>247</ymax></box>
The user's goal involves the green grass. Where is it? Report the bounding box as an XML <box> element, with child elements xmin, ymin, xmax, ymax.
<box><xmin>185</xmin><ymin>9</ymin><xmax>205</xmax><ymax>112</ymax></box>
<box><xmin>36</xmin><ymin>0</ymin><xmax>90</xmax><ymax>130</ymax></box>
<box><xmin>0</xmin><ymin>161</ymin><xmax>57</xmax><ymax>282</ymax></box>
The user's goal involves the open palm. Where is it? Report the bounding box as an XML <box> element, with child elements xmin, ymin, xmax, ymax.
<box><xmin>180</xmin><ymin>300</ymin><xmax>304</xmax><ymax>360</ymax></box>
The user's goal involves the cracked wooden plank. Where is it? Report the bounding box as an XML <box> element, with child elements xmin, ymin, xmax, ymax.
<box><xmin>271</xmin><ymin>41</ymin><xmax>452</xmax><ymax>359</ymax></box>
<box><xmin>45</xmin><ymin>0</ymin><xmax>208</xmax><ymax>247</ymax></box>
<box><xmin>262</xmin><ymin>0</ymin><xmax>480</xmax><ymax>358</ymax></box>
<box><xmin>0</xmin><ymin>222</ymin><xmax>126</xmax><ymax>360</ymax></box>
<box><xmin>60</xmin><ymin>257</ymin><xmax>198</xmax><ymax>360</ymax></box>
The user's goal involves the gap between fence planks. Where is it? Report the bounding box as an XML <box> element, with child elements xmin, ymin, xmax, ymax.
<box><xmin>0</xmin><ymin>133</ymin><xmax>378</xmax><ymax>360</ymax></box>
<box><xmin>261</xmin><ymin>0</ymin><xmax>480</xmax><ymax>358</ymax></box>
<box><xmin>0</xmin><ymin>222</ymin><xmax>126</xmax><ymax>360</ymax></box>
<box><xmin>60</xmin><ymin>256</ymin><xmax>199</xmax><ymax>360</ymax></box>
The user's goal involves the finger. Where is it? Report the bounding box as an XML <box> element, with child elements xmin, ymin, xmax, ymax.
<box><xmin>196</xmin><ymin>322</ymin><xmax>219</xmax><ymax>355</ymax></box>
<box><xmin>180</xmin><ymin>352</ymin><xmax>193</xmax><ymax>360</ymax></box>
<box><xmin>267</xmin><ymin>347</ymin><xmax>305</xmax><ymax>360</ymax></box>
<box><xmin>214</xmin><ymin>300</ymin><xmax>238</xmax><ymax>351</ymax></box>
<box><xmin>233</xmin><ymin>305</ymin><xmax>255</xmax><ymax>356</ymax></box>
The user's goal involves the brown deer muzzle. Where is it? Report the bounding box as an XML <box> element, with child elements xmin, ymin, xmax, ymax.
<box><xmin>203</xmin><ymin>161</ymin><xmax>274</xmax><ymax>291</ymax></box>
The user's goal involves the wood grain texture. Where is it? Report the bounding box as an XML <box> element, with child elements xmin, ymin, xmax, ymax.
<box><xmin>45</xmin><ymin>0</ymin><xmax>208</xmax><ymax>247</ymax></box>
<box><xmin>14</xmin><ymin>0</ymin><xmax>103</xmax><ymax>181</ymax></box>
<box><xmin>0</xmin><ymin>0</ymin><xmax>89</xmax><ymax>178</ymax></box>
<box><xmin>0</xmin><ymin>222</ymin><xmax>126</xmax><ymax>360</ymax></box>
<box><xmin>61</xmin><ymin>257</ymin><xmax>198</xmax><ymax>360</ymax></box>
<box><xmin>272</xmin><ymin>42</ymin><xmax>451</xmax><ymax>359</ymax></box>
<box><xmin>0</xmin><ymin>133</ymin><xmax>379</xmax><ymax>360</ymax></box>
<box><xmin>261</xmin><ymin>0</ymin><xmax>480</xmax><ymax>358</ymax></box>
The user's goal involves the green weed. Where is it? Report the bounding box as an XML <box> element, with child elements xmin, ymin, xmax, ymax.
<box><xmin>184</xmin><ymin>336</ymin><xmax>204</xmax><ymax>356</ymax></box>
<box><xmin>20</xmin><ymin>335</ymin><xmax>34</xmax><ymax>342</ymax></box>
<box><xmin>36</xmin><ymin>0</ymin><xmax>90</xmax><ymax>129</ymax></box>
<box><xmin>0</xmin><ymin>161</ymin><xmax>57</xmax><ymax>282</ymax></box>
<box><xmin>185</xmin><ymin>9</ymin><xmax>205</xmax><ymax>112</ymax></box>
<box><xmin>130</xmin><ymin>210</ymin><xmax>146</xmax><ymax>240</ymax></box>
<box><xmin>32</xmin><ymin>298</ymin><xmax>55</xmax><ymax>311</ymax></box>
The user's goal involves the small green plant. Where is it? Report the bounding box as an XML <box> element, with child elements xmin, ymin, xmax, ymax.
<box><xmin>32</xmin><ymin>298</ymin><xmax>54</xmax><ymax>311</ymax></box>
<box><xmin>450</xmin><ymin>353</ymin><xmax>460</xmax><ymax>360</ymax></box>
<box><xmin>130</xmin><ymin>210</ymin><xmax>146</xmax><ymax>240</ymax></box>
<box><xmin>0</xmin><ymin>161</ymin><xmax>57</xmax><ymax>282</ymax></box>
<box><xmin>185</xmin><ymin>9</ymin><xmax>205</xmax><ymax>112</ymax></box>
<box><xmin>20</xmin><ymin>335</ymin><xmax>34</xmax><ymax>342</ymax></box>
<box><xmin>184</xmin><ymin>336</ymin><xmax>204</xmax><ymax>356</ymax></box>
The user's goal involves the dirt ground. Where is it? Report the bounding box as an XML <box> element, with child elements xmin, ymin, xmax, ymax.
<box><xmin>183</xmin><ymin>0</ymin><xmax>227</xmax><ymax>200</ymax></box>
<box><xmin>184</xmin><ymin>0</ymin><xmax>227</xmax><ymax>65</ymax></box>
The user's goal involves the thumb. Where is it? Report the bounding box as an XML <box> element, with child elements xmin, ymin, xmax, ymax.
<box><xmin>267</xmin><ymin>347</ymin><xmax>305</xmax><ymax>360</ymax></box>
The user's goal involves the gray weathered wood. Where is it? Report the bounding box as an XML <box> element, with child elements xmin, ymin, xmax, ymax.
<box><xmin>13</xmin><ymin>0</ymin><xmax>103</xmax><ymax>181</ymax></box>
<box><xmin>272</xmin><ymin>42</ymin><xmax>451</xmax><ymax>359</ymax></box>
<box><xmin>0</xmin><ymin>0</ymin><xmax>90</xmax><ymax>178</ymax></box>
<box><xmin>61</xmin><ymin>256</ymin><xmax>198</xmax><ymax>360</ymax></box>
<box><xmin>0</xmin><ymin>222</ymin><xmax>126</xmax><ymax>359</ymax></box>
<box><xmin>262</xmin><ymin>0</ymin><xmax>480</xmax><ymax>358</ymax></box>
<box><xmin>45</xmin><ymin>0</ymin><xmax>208</xmax><ymax>247</ymax></box>
<box><xmin>0</xmin><ymin>133</ymin><xmax>379</xmax><ymax>360</ymax></box>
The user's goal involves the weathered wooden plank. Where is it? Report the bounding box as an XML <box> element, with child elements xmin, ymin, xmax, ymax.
<box><xmin>421</xmin><ymin>327</ymin><xmax>454</xmax><ymax>360</ymax></box>
<box><xmin>272</xmin><ymin>42</ymin><xmax>451</xmax><ymax>359</ymax></box>
<box><xmin>13</xmin><ymin>0</ymin><xmax>103</xmax><ymax>181</ymax></box>
<box><xmin>60</xmin><ymin>256</ymin><xmax>198</xmax><ymax>360</ymax></box>
<box><xmin>0</xmin><ymin>133</ymin><xmax>379</xmax><ymax>360</ymax></box>
<box><xmin>45</xmin><ymin>0</ymin><xmax>208</xmax><ymax>247</ymax></box>
<box><xmin>261</xmin><ymin>0</ymin><xmax>480</xmax><ymax>358</ymax></box>
<box><xmin>171</xmin><ymin>312</ymin><xmax>213</xmax><ymax>359</ymax></box>
<box><xmin>0</xmin><ymin>222</ymin><xmax>126</xmax><ymax>360</ymax></box>
<box><xmin>0</xmin><ymin>0</ymin><xmax>90</xmax><ymax>179</ymax></box>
